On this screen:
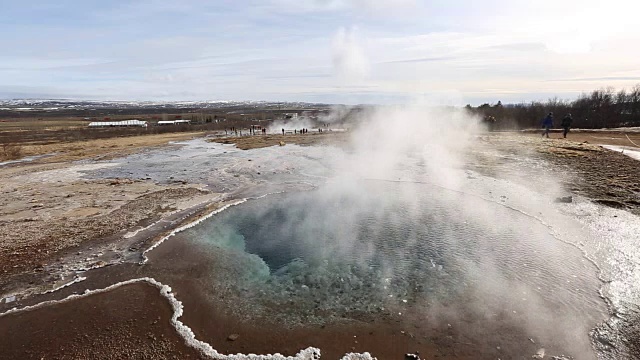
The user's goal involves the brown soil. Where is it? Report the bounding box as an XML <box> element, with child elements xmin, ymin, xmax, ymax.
<box><xmin>0</xmin><ymin>282</ymin><xmax>204</xmax><ymax>360</ymax></box>
<box><xmin>520</xmin><ymin>132</ymin><xmax>640</xmax><ymax>215</ymax></box>
<box><xmin>528</xmin><ymin>129</ymin><xmax>640</xmax><ymax>148</ymax></box>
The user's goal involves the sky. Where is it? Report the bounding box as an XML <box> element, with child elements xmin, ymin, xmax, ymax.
<box><xmin>1</xmin><ymin>0</ymin><xmax>640</xmax><ymax>105</ymax></box>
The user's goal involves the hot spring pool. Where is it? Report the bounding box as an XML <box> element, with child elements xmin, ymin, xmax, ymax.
<box><xmin>180</xmin><ymin>178</ymin><xmax>605</xmax><ymax>353</ymax></box>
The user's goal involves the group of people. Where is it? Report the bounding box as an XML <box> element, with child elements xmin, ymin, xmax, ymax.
<box><xmin>249</xmin><ymin>126</ymin><xmax>266</xmax><ymax>135</ymax></box>
<box><xmin>541</xmin><ymin>112</ymin><xmax>573</xmax><ymax>138</ymax></box>
<box><xmin>224</xmin><ymin>127</ymin><xmax>239</xmax><ymax>136</ymax></box>
<box><xmin>281</xmin><ymin>128</ymin><xmax>310</xmax><ymax>135</ymax></box>
<box><xmin>224</xmin><ymin>126</ymin><xmax>266</xmax><ymax>136</ymax></box>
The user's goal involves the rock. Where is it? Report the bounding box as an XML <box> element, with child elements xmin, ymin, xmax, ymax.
<box><xmin>532</xmin><ymin>348</ymin><xmax>545</xmax><ymax>359</ymax></box>
<box><xmin>279</xmin><ymin>141</ymin><xmax>286</xmax><ymax>146</ymax></box>
<box><xmin>554</xmin><ymin>196</ymin><xmax>572</xmax><ymax>203</ymax></box>
<box><xmin>227</xmin><ymin>334</ymin><xmax>239</xmax><ymax>341</ymax></box>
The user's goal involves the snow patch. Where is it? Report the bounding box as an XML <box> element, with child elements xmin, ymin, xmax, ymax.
<box><xmin>601</xmin><ymin>145</ymin><xmax>640</xmax><ymax>161</ymax></box>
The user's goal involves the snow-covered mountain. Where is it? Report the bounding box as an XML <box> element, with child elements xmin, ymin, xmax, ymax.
<box><xmin>0</xmin><ymin>99</ymin><xmax>331</xmax><ymax>111</ymax></box>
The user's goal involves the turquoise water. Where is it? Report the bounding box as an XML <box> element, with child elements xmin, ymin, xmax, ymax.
<box><xmin>182</xmin><ymin>180</ymin><xmax>604</xmax><ymax>353</ymax></box>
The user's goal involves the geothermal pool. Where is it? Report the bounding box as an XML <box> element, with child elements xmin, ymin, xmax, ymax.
<box><xmin>175</xmin><ymin>177</ymin><xmax>606</xmax><ymax>357</ymax></box>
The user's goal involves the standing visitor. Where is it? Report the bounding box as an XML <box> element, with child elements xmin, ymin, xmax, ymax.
<box><xmin>561</xmin><ymin>114</ymin><xmax>573</xmax><ymax>138</ymax></box>
<box><xmin>541</xmin><ymin>112</ymin><xmax>553</xmax><ymax>138</ymax></box>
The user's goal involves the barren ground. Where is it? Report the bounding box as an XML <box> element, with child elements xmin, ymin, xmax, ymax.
<box><xmin>209</xmin><ymin>132</ymin><xmax>350</xmax><ymax>150</ymax></box>
<box><xmin>523</xmin><ymin>131</ymin><xmax>640</xmax><ymax>215</ymax></box>
<box><xmin>0</xmin><ymin>132</ymin><xmax>222</xmax><ymax>297</ymax></box>
<box><xmin>0</xmin><ymin>129</ymin><xmax>639</xmax><ymax>359</ymax></box>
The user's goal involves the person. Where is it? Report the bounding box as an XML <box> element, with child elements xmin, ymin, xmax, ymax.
<box><xmin>561</xmin><ymin>113</ymin><xmax>573</xmax><ymax>138</ymax></box>
<box><xmin>541</xmin><ymin>112</ymin><xmax>553</xmax><ymax>138</ymax></box>
<box><xmin>282</xmin><ymin>128</ymin><xmax>285</xmax><ymax>135</ymax></box>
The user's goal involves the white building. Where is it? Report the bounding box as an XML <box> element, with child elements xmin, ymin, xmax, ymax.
<box><xmin>88</xmin><ymin>119</ymin><xmax>148</xmax><ymax>128</ymax></box>
<box><xmin>157</xmin><ymin>120</ymin><xmax>191</xmax><ymax>125</ymax></box>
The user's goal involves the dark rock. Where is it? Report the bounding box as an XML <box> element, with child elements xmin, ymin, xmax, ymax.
<box><xmin>555</xmin><ymin>196</ymin><xmax>573</xmax><ymax>203</ymax></box>
<box><xmin>595</xmin><ymin>199</ymin><xmax>625</xmax><ymax>208</ymax></box>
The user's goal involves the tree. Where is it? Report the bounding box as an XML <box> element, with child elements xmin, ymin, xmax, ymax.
<box><xmin>589</xmin><ymin>88</ymin><xmax>615</xmax><ymax>128</ymax></box>
<box><xmin>465</xmin><ymin>83</ymin><xmax>640</xmax><ymax>129</ymax></box>
<box><xmin>628</xmin><ymin>85</ymin><xmax>640</xmax><ymax>126</ymax></box>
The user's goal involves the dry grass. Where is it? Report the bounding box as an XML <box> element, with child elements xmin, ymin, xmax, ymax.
<box><xmin>25</xmin><ymin>132</ymin><xmax>206</xmax><ymax>162</ymax></box>
<box><xmin>520</xmin><ymin>130</ymin><xmax>640</xmax><ymax>148</ymax></box>
<box><xmin>1</xmin><ymin>143</ymin><xmax>22</xmax><ymax>160</ymax></box>
<box><xmin>0</xmin><ymin>119</ymin><xmax>89</xmax><ymax>131</ymax></box>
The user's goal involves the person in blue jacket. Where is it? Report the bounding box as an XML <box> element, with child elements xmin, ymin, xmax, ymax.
<box><xmin>541</xmin><ymin>112</ymin><xmax>554</xmax><ymax>138</ymax></box>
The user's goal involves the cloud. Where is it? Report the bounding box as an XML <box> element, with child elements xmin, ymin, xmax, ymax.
<box><xmin>380</xmin><ymin>56</ymin><xmax>457</xmax><ymax>64</ymax></box>
<box><xmin>487</xmin><ymin>42</ymin><xmax>547</xmax><ymax>52</ymax></box>
<box><xmin>547</xmin><ymin>76</ymin><xmax>640</xmax><ymax>82</ymax></box>
<box><xmin>2</xmin><ymin>0</ymin><xmax>640</xmax><ymax>104</ymax></box>
<box><xmin>264</xmin><ymin>0</ymin><xmax>416</xmax><ymax>13</ymax></box>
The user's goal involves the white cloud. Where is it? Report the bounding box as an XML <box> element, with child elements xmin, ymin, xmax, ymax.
<box><xmin>264</xmin><ymin>0</ymin><xmax>416</xmax><ymax>14</ymax></box>
<box><xmin>2</xmin><ymin>0</ymin><xmax>640</xmax><ymax>103</ymax></box>
<box><xmin>473</xmin><ymin>0</ymin><xmax>640</xmax><ymax>54</ymax></box>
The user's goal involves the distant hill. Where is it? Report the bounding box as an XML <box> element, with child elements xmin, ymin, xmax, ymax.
<box><xmin>0</xmin><ymin>99</ymin><xmax>333</xmax><ymax>112</ymax></box>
